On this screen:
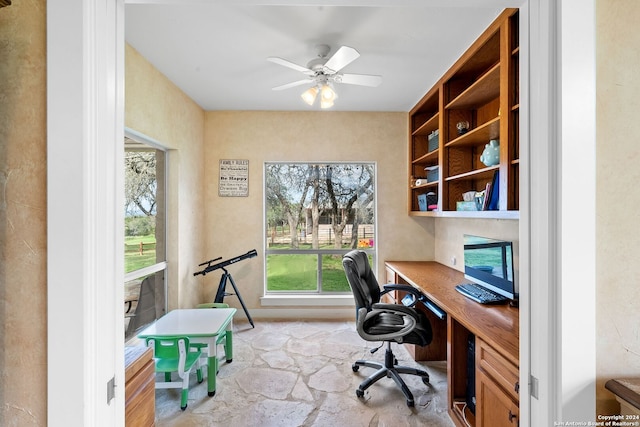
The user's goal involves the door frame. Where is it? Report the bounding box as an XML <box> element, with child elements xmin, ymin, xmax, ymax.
<box><xmin>47</xmin><ymin>1</ymin><xmax>597</xmax><ymax>425</ymax></box>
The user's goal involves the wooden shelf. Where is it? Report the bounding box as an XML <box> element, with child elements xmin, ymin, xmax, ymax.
<box><xmin>409</xmin><ymin>210</ymin><xmax>519</xmax><ymax>220</ymax></box>
<box><xmin>445</xmin><ymin>63</ymin><xmax>500</xmax><ymax>110</ymax></box>
<box><xmin>411</xmin><ymin>180</ymin><xmax>438</xmax><ymax>191</ymax></box>
<box><xmin>408</xmin><ymin>8</ymin><xmax>519</xmax><ymax>217</ymax></box>
<box><xmin>445</xmin><ymin>165</ymin><xmax>498</xmax><ymax>183</ymax></box>
<box><xmin>446</xmin><ymin>117</ymin><xmax>500</xmax><ymax>148</ymax></box>
<box><xmin>413</xmin><ymin>148</ymin><xmax>439</xmax><ymax>164</ymax></box>
<box><xmin>413</xmin><ymin>112</ymin><xmax>440</xmax><ymax>136</ymax></box>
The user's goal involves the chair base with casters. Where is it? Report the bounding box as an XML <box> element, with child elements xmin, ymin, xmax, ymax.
<box><xmin>342</xmin><ymin>250</ymin><xmax>434</xmax><ymax>408</ymax></box>
<box><xmin>352</xmin><ymin>341</ymin><xmax>430</xmax><ymax>407</ymax></box>
<box><xmin>146</xmin><ymin>336</ymin><xmax>203</xmax><ymax>410</ymax></box>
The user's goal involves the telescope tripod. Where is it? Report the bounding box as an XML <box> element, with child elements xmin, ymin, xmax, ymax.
<box><xmin>213</xmin><ymin>267</ymin><xmax>254</xmax><ymax>328</ymax></box>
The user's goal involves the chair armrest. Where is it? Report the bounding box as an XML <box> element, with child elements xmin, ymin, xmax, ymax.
<box><xmin>382</xmin><ymin>284</ymin><xmax>447</xmax><ymax>320</ymax></box>
<box><xmin>356</xmin><ymin>305</ymin><xmax>417</xmax><ymax>342</ymax></box>
<box><xmin>382</xmin><ymin>283</ymin><xmax>424</xmax><ymax>298</ymax></box>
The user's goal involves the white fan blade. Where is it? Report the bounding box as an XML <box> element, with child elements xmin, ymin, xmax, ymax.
<box><xmin>267</xmin><ymin>57</ymin><xmax>315</xmax><ymax>75</ymax></box>
<box><xmin>272</xmin><ymin>79</ymin><xmax>313</xmax><ymax>91</ymax></box>
<box><xmin>335</xmin><ymin>73</ymin><xmax>382</xmax><ymax>87</ymax></box>
<box><xmin>323</xmin><ymin>46</ymin><xmax>360</xmax><ymax>74</ymax></box>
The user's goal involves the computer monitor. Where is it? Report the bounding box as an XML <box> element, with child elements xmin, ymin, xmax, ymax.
<box><xmin>463</xmin><ymin>235</ymin><xmax>517</xmax><ymax>300</ymax></box>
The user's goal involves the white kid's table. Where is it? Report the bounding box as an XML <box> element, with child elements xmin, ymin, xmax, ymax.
<box><xmin>138</xmin><ymin>308</ymin><xmax>236</xmax><ymax>396</ymax></box>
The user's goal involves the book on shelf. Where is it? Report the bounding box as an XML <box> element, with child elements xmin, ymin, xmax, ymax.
<box><xmin>487</xmin><ymin>170</ymin><xmax>499</xmax><ymax>210</ymax></box>
<box><xmin>482</xmin><ymin>181</ymin><xmax>492</xmax><ymax>210</ymax></box>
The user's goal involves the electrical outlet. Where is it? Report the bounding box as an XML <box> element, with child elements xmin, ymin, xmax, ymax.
<box><xmin>451</xmin><ymin>256</ymin><xmax>456</xmax><ymax>266</ymax></box>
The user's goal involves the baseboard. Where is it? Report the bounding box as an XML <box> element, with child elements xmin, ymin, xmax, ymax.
<box><xmin>236</xmin><ymin>308</ymin><xmax>355</xmax><ymax>321</ymax></box>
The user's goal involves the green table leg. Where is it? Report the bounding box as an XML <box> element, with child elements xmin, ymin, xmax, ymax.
<box><xmin>207</xmin><ymin>355</ymin><xmax>218</xmax><ymax>396</ymax></box>
<box><xmin>225</xmin><ymin>330</ymin><xmax>233</xmax><ymax>363</ymax></box>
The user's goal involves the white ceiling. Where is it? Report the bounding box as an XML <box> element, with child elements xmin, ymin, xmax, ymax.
<box><xmin>125</xmin><ymin>1</ymin><xmax>518</xmax><ymax>112</ymax></box>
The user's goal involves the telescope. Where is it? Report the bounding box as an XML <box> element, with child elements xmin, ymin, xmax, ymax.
<box><xmin>194</xmin><ymin>249</ymin><xmax>258</xmax><ymax>277</ymax></box>
<box><xmin>193</xmin><ymin>249</ymin><xmax>258</xmax><ymax>327</ymax></box>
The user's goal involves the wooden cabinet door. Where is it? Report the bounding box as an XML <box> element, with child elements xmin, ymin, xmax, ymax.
<box><xmin>476</xmin><ymin>369</ymin><xmax>519</xmax><ymax>427</ymax></box>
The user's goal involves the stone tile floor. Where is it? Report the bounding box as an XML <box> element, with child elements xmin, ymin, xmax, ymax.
<box><xmin>153</xmin><ymin>320</ymin><xmax>455</xmax><ymax>427</ymax></box>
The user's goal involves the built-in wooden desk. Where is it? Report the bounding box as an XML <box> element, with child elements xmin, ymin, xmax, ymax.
<box><xmin>125</xmin><ymin>346</ymin><xmax>155</xmax><ymax>427</ymax></box>
<box><xmin>385</xmin><ymin>261</ymin><xmax>520</xmax><ymax>427</ymax></box>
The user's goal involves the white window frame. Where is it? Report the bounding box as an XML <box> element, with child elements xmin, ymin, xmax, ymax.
<box><xmin>263</xmin><ymin>161</ymin><xmax>377</xmax><ymax>301</ymax></box>
<box><xmin>123</xmin><ymin>128</ymin><xmax>169</xmax><ymax>316</ymax></box>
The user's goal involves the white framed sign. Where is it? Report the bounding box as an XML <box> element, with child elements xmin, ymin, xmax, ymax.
<box><xmin>219</xmin><ymin>159</ymin><xmax>249</xmax><ymax>197</ymax></box>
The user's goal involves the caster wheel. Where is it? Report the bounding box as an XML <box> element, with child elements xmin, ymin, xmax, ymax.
<box><xmin>208</xmin><ymin>391</ymin><xmax>216</xmax><ymax>397</ymax></box>
<box><xmin>181</xmin><ymin>405</ymin><xmax>187</xmax><ymax>411</ymax></box>
<box><xmin>356</xmin><ymin>389</ymin><xmax>365</xmax><ymax>398</ymax></box>
<box><xmin>422</xmin><ymin>376</ymin><xmax>430</xmax><ymax>385</ymax></box>
<box><xmin>407</xmin><ymin>400</ymin><xmax>415</xmax><ymax>407</ymax></box>
<box><xmin>352</xmin><ymin>365</ymin><xmax>359</xmax><ymax>372</ymax></box>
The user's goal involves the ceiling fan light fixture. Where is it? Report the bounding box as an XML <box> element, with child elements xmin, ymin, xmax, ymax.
<box><xmin>320</xmin><ymin>84</ymin><xmax>336</xmax><ymax>102</ymax></box>
<box><xmin>269</xmin><ymin>44</ymin><xmax>381</xmax><ymax>109</ymax></box>
<box><xmin>301</xmin><ymin>86</ymin><xmax>319</xmax><ymax>106</ymax></box>
<box><xmin>319</xmin><ymin>84</ymin><xmax>337</xmax><ymax>109</ymax></box>
<box><xmin>320</xmin><ymin>98</ymin><xmax>334</xmax><ymax>109</ymax></box>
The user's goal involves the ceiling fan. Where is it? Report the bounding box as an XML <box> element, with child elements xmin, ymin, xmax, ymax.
<box><xmin>267</xmin><ymin>44</ymin><xmax>382</xmax><ymax>109</ymax></box>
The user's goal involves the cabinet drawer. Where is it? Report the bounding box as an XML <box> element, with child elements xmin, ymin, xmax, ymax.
<box><xmin>477</xmin><ymin>338</ymin><xmax>519</xmax><ymax>401</ymax></box>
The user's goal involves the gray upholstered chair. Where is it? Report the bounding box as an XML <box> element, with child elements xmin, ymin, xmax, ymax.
<box><xmin>342</xmin><ymin>250</ymin><xmax>433</xmax><ymax>407</ymax></box>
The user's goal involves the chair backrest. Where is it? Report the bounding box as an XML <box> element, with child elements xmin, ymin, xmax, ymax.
<box><xmin>126</xmin><ymin>276</ymin><xmax>158</xmax><ymax>336</ymax></box>
<box><xmin>342</xmin><ymin>250</ymin><xmax>381</xmax><ymax>312</ymax></box>
<box><xmin>146</xmin><ymin>336</ymin><xmax>190</xmax><ymax>374</ymax></box>
<box><xmin>196</xmin><ymin>302</ymin><xmax>229</xmax><ymax>309</ymax></box>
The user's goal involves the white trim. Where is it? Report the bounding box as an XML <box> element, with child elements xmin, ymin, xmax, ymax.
<box><xmin>248</xmin><ymin>308</ymin><xmax>356</xmax><ymax>321</ymax></box>
<box><xmin>517</xmin><ymin>3</ymin><xmax>532</xmax><ymax>426</ymax></box>
<box><xmin>124</xmin><ymin>261</ymin><xmax>168</xmax><ymax>282</ymax></box>
<box><xmin>47</xmin><ymin>0</ymin><xmax>125</xmax><ymax>425</ymax></box>
<box><xmin>559</xmin><ymin>0</ymin><xmax>596</xmax><ymax>421</ymax></box>
<box><xmin>125</xmin><ymin>127</ymin><xmax>174</xmax><ymax>151</ymax></box>
<box><xmin>260</xmin><ymin>295</ymin><xmax>355</xmax><ymax>307</ymax></box>
<box><xmin>527</xmin><ymin>0</ymin><xmax>560</xmax><ymax>425</ymax></box>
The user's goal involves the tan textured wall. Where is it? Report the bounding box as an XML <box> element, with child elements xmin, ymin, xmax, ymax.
<box><xmin>434</xmin><ymin>217</ymin><xmax>519</xmax><ymax>275</ymax></box>
<box><xmin>125</xmin><ymin>43</ymin><xmax>206</xmax><ymax>310</ymax></box>
<box><xmin>202</xmin><ymin>111</ymin><xmax>435</xmax><ymax>311</ymax></box>
<box><xmin>595</xmin><ymin>0</ymin><xmax>640</xmax><ymax>415</ymax></box>
<box><xmin>0</xmin><ymin>1</ymin><xmax>48</xmax><ymax>425</ymax></box>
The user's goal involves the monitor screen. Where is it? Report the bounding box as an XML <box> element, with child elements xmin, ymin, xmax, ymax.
<box><xmin>463</xmin><ymin>235</ymin><xmax>517</xmax><ymax>300</ymax></box>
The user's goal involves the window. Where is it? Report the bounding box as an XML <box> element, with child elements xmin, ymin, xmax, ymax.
<box><xmin>265</xmin><ymin>162</ymin><xmax>376</xmax><ymax>294</ymax></box>
<box><xmin>124</xmin><ymin>131</ymin><xmax>168</xmax><ymax>340</ymax></box>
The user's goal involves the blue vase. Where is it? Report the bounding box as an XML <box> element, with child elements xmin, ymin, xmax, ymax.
<box><xmin>480</xmin><ymin>139</ymin><xmax>500</xmax><ymax>166</ymax></box>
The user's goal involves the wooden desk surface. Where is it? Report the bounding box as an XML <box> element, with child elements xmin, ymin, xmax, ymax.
<box><xmin>385</xmin><ymin>261</ymin><xmax>519</xmax><ymax>366</ymax></box>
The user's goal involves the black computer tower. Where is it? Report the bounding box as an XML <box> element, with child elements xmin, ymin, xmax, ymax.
<box><xmin>466</xmin><ymin>333</ymin><xmax>476</xmax><ymax>414</ymax></box>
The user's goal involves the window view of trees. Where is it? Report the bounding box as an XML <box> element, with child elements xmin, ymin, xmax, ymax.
<box><xmin>124</xmin><ymin>149</ymin><xmax>165</xmax><ymax>273</ymax></box>
<box><xmin>265</xmin><ymin>163</ymin><xmax>375</xmax><ymax>293</ymax></box>
<box><xmin>124</xmin><ymin>142</ymin><xmax>167</xmax><ymax>341</ymax></box>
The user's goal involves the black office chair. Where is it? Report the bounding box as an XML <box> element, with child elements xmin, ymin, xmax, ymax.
<box><xmin>342</xmin><ymin>250</ymin><xmax>433</xmax><ymax>407</ymax></box>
